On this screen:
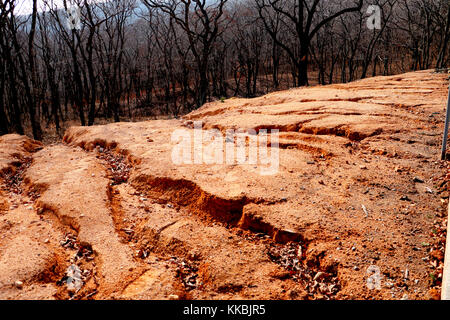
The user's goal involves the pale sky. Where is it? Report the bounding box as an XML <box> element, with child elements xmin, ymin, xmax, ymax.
<box><xmin>15</xmin><ymin>0</ymin><xmax>103</xmax><ymax>15</ymax></box>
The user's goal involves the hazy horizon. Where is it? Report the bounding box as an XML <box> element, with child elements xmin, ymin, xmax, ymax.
<box><xmin>15</xmin><ymin>0</ymin><xmax>104</xmax><ymax>15</ymax></box>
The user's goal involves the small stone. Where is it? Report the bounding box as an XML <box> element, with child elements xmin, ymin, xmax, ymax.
<box><xmin>168</xmin><ymin>294</ymin><xmax>179</xmax><ymax>300</ymax></box>
<box><xmin>361</xmin><ymin>205</ymin><xmax>369</xmax><ymax>218</ymax></box>
<box><xmin>353</xmin><ymin>266</ymin><xmax>359</xmax><ymax>271</ymax></box>
<box><xmin>297</xmin><ymin>246</ymin><xmax>302</xmax><ymax>259</ymax></box>
<box><xmin>400</xmin><ymin>293</ymin><xmax>409</xmax><ymax>300</ymax></box>
<box><xmin>359</xmin><ymin>165</ymin><xmax>367</xmax><ymax>170</ymax></box>
<box><xmin>44</xmin><ymin>239</ymin><xmax>49</xmax><ymax>244</ymax></box>
<box><xmin>400</xmin><ymin>195</ymin><xmax>411</xmax><ymax>201</ymax></box>
<box><xmin>413</xmin><ymin>177</ymin><xmax>424</xmax><ymax>183</ymax></box>
<box><xmin>15</xmin><ymin>281</ymin><xmax>23</xmax><ymax>289</ymax></box>
<box><xmin>313</xmin><ymin>272</ymin><xmax>325</xmax><ymax>281</ymax></box>
<box><xmin>66</xmin><ymin>265</ymin><xmax>82</xmax><ymax>293</ymax></box>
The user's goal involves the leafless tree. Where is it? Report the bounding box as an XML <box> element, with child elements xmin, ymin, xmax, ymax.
<box><xmin>0</xmin><ymin>0</ymin><xmax>448</xmax><ymax>139</ymax></box>
<box><xmin>143</xmin><ymin>0</ymin><xmax>231</xmax><ymax>107</ymax></box>
<box><xmin>255</xmin><ymin>0</ymin><xmax>363</xmax><ymax>86</ymax></box>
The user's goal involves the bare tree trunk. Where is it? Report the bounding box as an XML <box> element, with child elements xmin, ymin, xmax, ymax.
<box><xmin>436</xmin><ymin>6</ymin><xmax>450</xmax><ymax>69</ymax></box>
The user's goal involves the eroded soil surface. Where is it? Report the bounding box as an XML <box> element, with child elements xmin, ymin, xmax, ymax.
<box><xmin>0</xmin><ymin>70</ymin><xmax>449</xmax><ymax>300</ymax></box>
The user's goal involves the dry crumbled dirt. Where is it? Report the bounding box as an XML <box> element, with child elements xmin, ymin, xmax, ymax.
<box><xmin>0</xmin><ymin>70</ymin><xmax>449</xmax><ymax>300</ymax></box>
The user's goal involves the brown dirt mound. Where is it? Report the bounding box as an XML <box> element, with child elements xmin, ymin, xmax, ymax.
<box><xmin>0</xmin><ymin>70</ymin><xmax>449</xmax><ymax>300</ymax></box>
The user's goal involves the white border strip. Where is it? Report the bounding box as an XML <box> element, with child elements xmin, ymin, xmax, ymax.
<box><xmin>442</xmin><ymin>202</ymin><xmax>450</xmax><ymax>300</ymax></box>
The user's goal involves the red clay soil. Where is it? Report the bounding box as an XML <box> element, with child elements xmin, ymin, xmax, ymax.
<box><xmin>0</xmin><ymin>70</ymin><xmax>449</xmax><ymax>300</ymax></box>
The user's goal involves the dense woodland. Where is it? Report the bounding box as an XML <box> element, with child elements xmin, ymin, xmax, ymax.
<box><xmin>0</xmin><ymin>0</ymin><xmax>449</xmax><ymax>140</ymax></box>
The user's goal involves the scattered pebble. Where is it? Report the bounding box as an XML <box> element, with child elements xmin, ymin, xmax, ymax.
<box><xmin>297</xmin><ymin>246</ymin><xmax>302</xmax><ymax>259</ymax></box>
<box><xmin>361</xmin><ymin>205</ymin><xmax>369</xmax><ymax>218</ymax></box>
<box><xmin>15</xmin><ymin>281</ymin><xmax>23</xmax><ymax>289</ymax></box>
<box><xmin>400</xmin><ymin>195</ymin><xmax>411</xmax><ymax>201</ymax></box>
<box><xmin>313</xmin><ymin>272</ymin><xmax>325</xmax><ymax>281</ymax></box>
<box><xmin>66</xmin><ymin>265</ymin><xmax>83</xmax><ymax>293</ymax></box>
